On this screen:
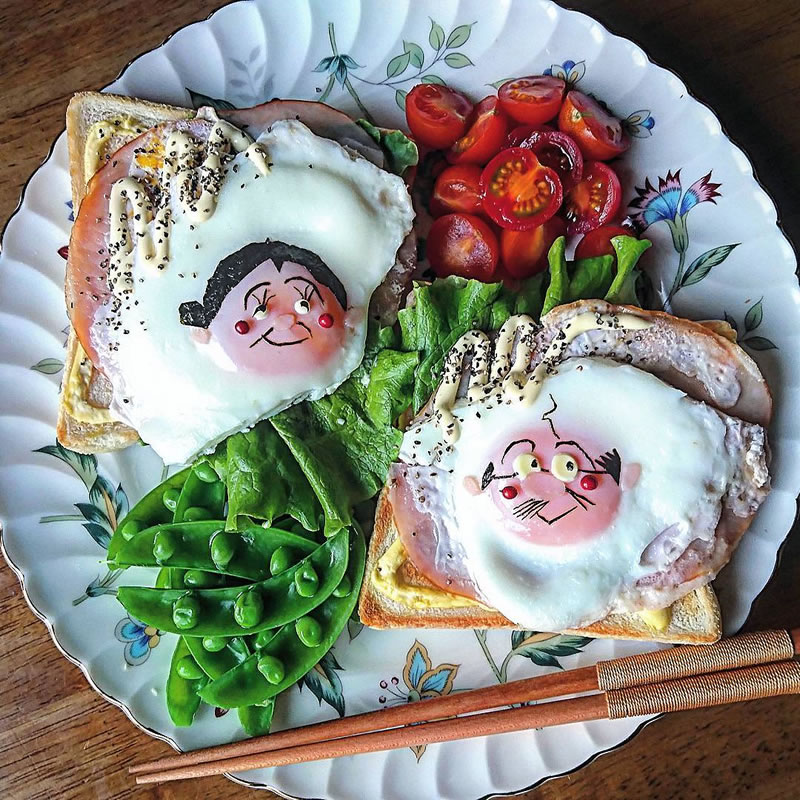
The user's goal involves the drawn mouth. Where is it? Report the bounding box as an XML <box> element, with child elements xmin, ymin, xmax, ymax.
<box><xmin>248</xmin><ymin>322</ymin><xmax>312</xmax><ymax>348</ymax></box>
<box><xmin>513</xmin><ymin>496</ymin><xmax>578</xmax><ymax>525</ymax></box>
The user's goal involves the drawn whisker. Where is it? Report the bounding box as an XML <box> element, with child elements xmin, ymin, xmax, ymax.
<box><xmin>565</xmin><ymin>486</ymin><xmax>595</xmax><ymax>509</ymax></box>
<box><xmin>513</xmin><ymin>498</ymin><xmax>547</xmax><ymax>519</ymax></box>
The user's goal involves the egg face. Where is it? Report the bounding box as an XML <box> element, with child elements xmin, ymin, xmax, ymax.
<box><xmin>95</xmin><ymin>119</ymin><xmax>414</xmax><ymax>464</ymax></box>
<box><xmin>480</xmin><ymin>423</ymin><xmax>625</xmax><ymax>546</ymax></box>
<box><xmin>400</xmin><ymin>357</ymin><xmax>737</xmax><ymax>630</ymax></box>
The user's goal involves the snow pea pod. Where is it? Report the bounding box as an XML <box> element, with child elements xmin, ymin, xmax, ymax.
<box><xmin>237</xmin><ymin>701</ymin><xmax>275</xmax><ymax>737</ymax></box>
<box><xmin>111</xmin><ymin>522</ymin><xmax>316</xmax><ymax>580</ymax></box>
<box><xmin>116</xmin><ymin>528</ymin><xmax>349</xmax><ymax>636</ymax></box>
<box><xmin>174</xmin><ymin>467</ymin><xmax>226</xmax><ymax>523</ymax></box>
<box><xmin>199</xmin><ymin>527</ymin><xmax>365</xmax><ymax>709</ymax></box>
<box><xmin>108</xmin><ymin>467</ymin><xmax>191</xmax><ymax>560</ymax></box>
<box><xmin>183</xmin><ymin>634</ymin><xmax>251</xmax><ymax>679</ymax></box>
<box><xmin>166</xmin><ymin>637</ymin><xmax>207</xmax><ymax>726</ymax></box>
<box><xmin>183</xmin><ymin>634</ymin><xmax>276</xmax><ymax>736</ymax></box>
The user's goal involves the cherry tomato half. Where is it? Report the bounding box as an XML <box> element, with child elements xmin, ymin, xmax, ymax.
<box><xmin>430</xmin><ymin>164</ymin><xmax>484</xmax><ymax>217</ymax></box>
<box><xmin>497</xmin><ymin>75</ymin><xmax>566</xmax><ymax>125</ymax></box>
<box><xmin>558</xmin><ymin>91</ymin><xmax>630</xmax><ymax>161</ymax></box>
<box><xmin>405</xmin><ymin>84</ymin><xmax>473</xmax><ymax>150</ymax></box>
<box><xmin>506</xmin><ymin>126</ymin><xmax>583</xmax><ymax>189</ymax></box>
<box><xmin>574</xmin><ymin>224</ymin><xmax>632</xmax><ymax>260</ymax></box>
<box><xmin>447</xmin><ymin>96</ymin><xmax>509</xmax><ymax>165</ymax></box>
<box><xmin>480</xmin><ymin>147</ymin><xmax>563</xmax><ymax>231</ymax></box>
<box><xmin>500</xmin><ymin>216</ymin><xmax>567</xmax><ymax>279</ymax></box>
<box><xmin>427</xmin><ymin>213</ymin><xmax>499</xmax><ymax>281</ymax></box>
<box><xmin>563</xmin><ymin>161</ymin><xmax>621</xmax><ymax>235</ymax></box>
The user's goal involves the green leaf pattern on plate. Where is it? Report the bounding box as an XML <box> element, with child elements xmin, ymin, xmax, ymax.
<box><xmin>725</xmin><ymin>298</ymin><xmax>778</xmax><ymax>352</ymax></box>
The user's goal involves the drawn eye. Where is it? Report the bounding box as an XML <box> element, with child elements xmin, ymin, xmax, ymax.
<box><xmin>294</xmin><ymin>298</ymin><xmax>311</xmax><ymax>315</ymax></box>
<box><xmin>253</xmin><ymin>304</ymin><xmax>268</xmax><ymax>320</ymax></box>
<box><xmin>513</xmin><ymin>452</ymin><xmax>541</xmax><ymax>479</ymax></box>
<box><xmin>550</xmin><ymin>453</ymin><xmax>578</xmax><ymax>482</ymax></box>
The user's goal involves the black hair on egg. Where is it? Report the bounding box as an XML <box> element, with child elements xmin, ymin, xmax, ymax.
<box><xmin>179</xmin><ymin>239</ymin><xmax>348</xmax><ymax>328</ymax></box>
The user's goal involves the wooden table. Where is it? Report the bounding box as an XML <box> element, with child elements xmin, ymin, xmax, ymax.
<box><xmin>2</xmin><ymin>1</ymin><xmax>799</xmax><ymax>797</ymax></box>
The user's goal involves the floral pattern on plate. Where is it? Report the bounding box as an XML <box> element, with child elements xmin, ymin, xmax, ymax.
<box><xmin>1</xmin><ymin>2</ymin><xmax>798</xmax><ymax>799</ymax></box>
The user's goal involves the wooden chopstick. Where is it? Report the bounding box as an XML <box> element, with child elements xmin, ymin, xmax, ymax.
<box><xmin>131</xmin><ymin>627</ymin><xmax>800</xmax><ymax>782</ymax></box>
<box><xmin>136</xmin><ymin>659</ymin><xmax>800</xmax><ymax>784</ymax></box>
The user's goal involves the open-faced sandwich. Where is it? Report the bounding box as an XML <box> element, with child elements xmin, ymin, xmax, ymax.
<box><xmin>359</xmin><ymin>298</ymin><xmax>771</xmax><ymax>643</ymax></box>
<box><xmin>61</xmin><ymin>92</ymin><xmax>417</xmax><ymax>464</ymax></box>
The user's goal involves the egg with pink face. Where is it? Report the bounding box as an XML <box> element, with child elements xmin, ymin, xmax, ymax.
<box><xmin>100</xmin><ymin>119</ymin><xmax>414</xmax><ymax>464</ymax></box>
<box><xmin>480</xmin><ymin>423</ymin><xmax>629</xmax><ymax>546</ymax></box>
<box><xmin>399</xmin><ymin>356</ymin><xmax>742</xmax><ymax>630</ymax></box>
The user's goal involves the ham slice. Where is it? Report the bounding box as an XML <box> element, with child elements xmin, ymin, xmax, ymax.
<box><xmin>220</xmin><ymin>99</ymin><xmax>384</xmax><ymax>166</ymax></box>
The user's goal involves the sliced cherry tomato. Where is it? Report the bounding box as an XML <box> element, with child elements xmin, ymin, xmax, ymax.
<box><xmin>500</xmin><ymin>216</ymin><xmax>567</xmax><ymax>279</ymax></box>
<box><xmin>558</xmin><ymin>91</ymin><xmax>630</xmax><ymax>161</ymax></box>
<box><xmin>497</xmin><ymin>75</ymin><xmax>566</xmax><ymax>125</ymax></box>
<box><xmin>574</xmin><ymin>224</ymin><xmax>632</xmax><ymax>260</ymax></box>
<box><xmin>430</xmin><ymin>164</ymin><xmax>484</xmax><ymax>217</ymax></box>
<box><xmin>563</xmin><ymin>161</ymin><xmax>622</xmax><ymax>235</ymax></box>
<box><xmin>405</xmin><ymin>84</ymin><xmax>473</xmax><ymax>150</ymax></box>
<box><xmin>506</xmin><ymin>126</ymin><xmax>583</xmax><ymax>189</ymax></box>
<box><xmin>506</xmin><ymin>124</ymin><xmax>553</xmax><ymax>147</ymax></box>
<box><xmin>480</xmin><ymin>147</ymin><xmax>563</xmax><ymax>231</ymax></box>
<box><xmin>447</xmin><ymin>96</ymin><xmax>509</xmax><ymax>165</ymax></box>
<box><xmin>427</xmin><ymin>213</ymin><xmax>499</xmax><ymax>281</ymax></box>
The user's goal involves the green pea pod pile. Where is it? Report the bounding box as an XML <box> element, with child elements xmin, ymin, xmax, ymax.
<box><xmin>200</xmin><ymin>528</ymin><xmax>365</xmax><ymax>709</ymax></box>
<box><xmin>112</xmin><ymin>463</ymin><xmax>365</xmax><ymax>734</ymax></box>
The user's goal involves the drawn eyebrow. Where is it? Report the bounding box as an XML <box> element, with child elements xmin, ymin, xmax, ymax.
<box><xmin>501</xmin><ymin>438</ymin><xmax>536</xmax><ymax>462</ymax></box>
<box><xmin>243</xmin><ymin>281</ymin><xmax>271</xmax><ymax>308</ymax></box>
<box><xmin>554</xmin><ymin>440</ymin><xmax>597</xmax><ymax>469</ymax></box>
<box><xmin>284</xmin><ymin>275</ymin><xmax>323</xmax><ymax>302</ymax></box>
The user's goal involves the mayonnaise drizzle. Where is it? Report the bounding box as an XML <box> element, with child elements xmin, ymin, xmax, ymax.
<box><xmin>433</xmin><ymin>330</ymin><xmax>491</xmax><ymax>436</ymax></box>
<box><xmin>433</xmin><ymin>311</ymin><xmax>653</xmax><ymax>442</ymax></box>
<box><xmin>107</xmin><ymin>111</ymin><xmax>270</xmax><ymax>289</ymax></box>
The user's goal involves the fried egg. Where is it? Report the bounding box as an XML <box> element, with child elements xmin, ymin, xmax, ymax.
<box><xmin>397</xmin><ymin>357</ymin><xmax>749</xmax><ymax>630</ymax></box>
<box><xmin>95</xmin><ymin>119</ymin><xmax>414</xmax><ymax>463</ymax></box>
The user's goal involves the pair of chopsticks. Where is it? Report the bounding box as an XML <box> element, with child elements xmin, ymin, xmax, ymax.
<box><xmin>131</xmin><ymin>627</ymin><xmax>800</xmax><ymax>784</ymax></box>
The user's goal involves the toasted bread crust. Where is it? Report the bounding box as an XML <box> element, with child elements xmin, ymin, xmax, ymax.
<box><xmin>359</xmin><ymin>489</ymin><xmax>722</xmax><ymax>644</ymax></box>
<box><xmin>58</xmin><ymin>92</ymin><xmax>193</xmax><ymax>454</ymax></box>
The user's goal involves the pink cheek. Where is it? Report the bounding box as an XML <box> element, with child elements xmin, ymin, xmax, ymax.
<box><xmin>580</xmin><ymin>475</ymin><xmax>598</xmax><ymax>491</ymax></box>
<box><xmin>500</xmin><ymin>485</ymin><xmax>518</xmax><ymax>500</ymax></box>
<box><xmin>318</xmin><ymin>313</ymin><xmax>334</xmax><ymax>329</ymax></box>
<box><xmin>235</xmin><ymin>320</ymin><xmax>250</xmax><ymax>335</ymax></box>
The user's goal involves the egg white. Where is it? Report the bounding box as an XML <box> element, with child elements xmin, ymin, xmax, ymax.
<box><xmin>399</xmin><ymin>358</ymin><xmax>736</xmax><ymax>630</ymax></box>
<box><xmin>101</xmin><ymin>120</ymin><xmax>414</xmax><ymax>464</ymax></box>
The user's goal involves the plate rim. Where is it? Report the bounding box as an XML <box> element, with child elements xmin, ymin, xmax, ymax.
<box><xmin>0</xmin><ymin>1</ymin><xmax>797</xmax><ymax>798</ymax></box>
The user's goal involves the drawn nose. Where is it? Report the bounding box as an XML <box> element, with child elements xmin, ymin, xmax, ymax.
<box><xmin>522</xmin><ymin>472</ymin><xmax>562</xmax><ymax>499</ymax></box>
<box><xmin>273</xmin><ymin>313</ymin><xmax>296</xmax><ymax>331</ymax></box>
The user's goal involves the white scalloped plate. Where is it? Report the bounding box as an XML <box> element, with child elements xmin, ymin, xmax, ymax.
<box><xmin>1</xmin><ymin>1</ymin><xmax>798</xmax><ymax>798</ymax></box>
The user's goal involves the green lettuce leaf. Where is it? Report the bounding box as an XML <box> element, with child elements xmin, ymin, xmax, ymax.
<box><xmin>269</xmin><ymin>324</ymin><xmax>406</xmax><ymax>536</ymax></box>
<box><xmin>366</xmin><ymin>349</ymin><xmax>420</xmax><ymax>426</ymax></box>
<box><xmin>605</xmin><ymin>235</ymin><xmax>652</xmax><ymax>305</ymax></box>
<box><xmin>568</xmin><ymin>254</ymin><xmax>615</xmax><ymax>301</ymax></box>
<box><xmin>541</xmin><ymin>236</ymin><xmax>568</xmax><ymax>316</ymax></box>
<box><xmin>210</xmin><ymin>424</ymin><xmax>321</xmax><ymax>532</ymax></box>
<box><xmin>356</xmin><ymin>119</ymin><xmax>419</xmax><ymax>176</ymax></box>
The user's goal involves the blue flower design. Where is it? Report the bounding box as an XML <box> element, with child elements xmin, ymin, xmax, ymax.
<box><xmin>628</xmin><ymin>169</ymin><xmax>735</xmax><ymax>305</ymax></box>
<box><xmin>543</xmin><ymin>59</ymin><xmax>585</xmax><ymax>88</ymax></box>
<box><xmin>624</xmin><ymin>109</ymin><xmax>656</xmax><ymax>138</ymax></box>
<box><xmin>375</xmin><ymin>641</ymin><xmax>460</xmax><ymax>761</ymax></box>
<box><xmin>114</xmin><ymin>614</ymin><xmax>161</xmax><ymax>666</ymax></box>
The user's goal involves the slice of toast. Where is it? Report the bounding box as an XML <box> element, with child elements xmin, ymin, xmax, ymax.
<box><xmin>57</xmin><ymin>92</ymin><xmax>193</xmax><ymax>454</ymax></box>
<box><xmin>359</xmin><ymin>489</ymin><xmax>722</xmax><ymax>644</ymax></box>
